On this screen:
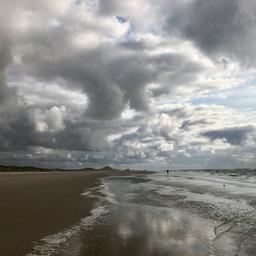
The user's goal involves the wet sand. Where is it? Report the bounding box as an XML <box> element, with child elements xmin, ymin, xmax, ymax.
<box><xmin>57</xmin><ymin>171</ymin><xmax>256</xmax><ymax>256</ymax></box>
<box><xmin>0</xmin><ymin>170</ymin><xmax>116</xmax><ymax>256</ymax></box>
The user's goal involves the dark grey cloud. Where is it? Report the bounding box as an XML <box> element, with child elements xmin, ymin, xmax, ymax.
<box><xmin>0</xmin><ymin>29</ymin><xmax>14</xmax><ymax>103</ymax></box>
<box><xmin>0</xmin><ymin>105</ymin><xmax>108</xmax><ymax>152</ymax></box>
<box><xmin>0</xmin><ymin>106</ymin><xmax>32</xmax><ymax>151</ymax></box>
<box><xmin>21</xmin><ymin>46</ymin><xmax>154</xmax><ymax>119</ymax></box>
<box><xmin>166</xmin><ymin>0</ymin><xmax>256</xmax><ymax>65</ymax></box>
<box><xmin>119</xmin><ymin>40</ymin><xmax>147</xmax><ymax>51</ymax></box>
<box><xmin>99</xmin><ymin>0</ymin><xmax>121</xmax><ymax>15</ymax></box>
<box><xmin>0</xmin><ymin>74</ymin><xmax>10</xmax><ymax>103</ymax></box>
<box><xmin>180</xmin><ymin>119</ymin><xmax>209</xmax><ymax>131</ymax></box>
<box><xmin>98</xmin><ymin>0</ymin><xmax>142</xmax><ymax>16</ymax></box>
<box><xmin>201</xmin><ymin>126</ymin><xmax>254</xmax><ymax>145</ymax></box>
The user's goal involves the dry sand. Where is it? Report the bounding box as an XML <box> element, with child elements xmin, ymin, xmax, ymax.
<box><xmin>0</xmin><ymin>170</ymin><xmax>114</xmax><ymax>256</ymax></box>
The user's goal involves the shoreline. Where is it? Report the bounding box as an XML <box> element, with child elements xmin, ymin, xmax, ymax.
<box><xmin>0</xmin><ymin>170</ymin><xmax>118</xmax><ymax>256</ymax></box>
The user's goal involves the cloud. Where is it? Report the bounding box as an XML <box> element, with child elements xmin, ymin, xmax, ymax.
<box><xmin>0</xmin><ymin>0</ymin><xmax>255</xmax><ymax>169</ymax></box>
<box><xmin>17</xmin><ymin>28</ymin><xmax>210</xmax><ymax>119</ymax></box>
<box><xmin>0</xmin><ymin>28</ymin><xmax>14</xmax><ymax>104</ymax></box>
<box><xmin>201</xmin><ymin>126</ymin><xmax>254</xmax><ymax>145</ymax></box>
<box><xmin>100</xmin><ymin>103</ymin><xmax>256</xmax><ymax>169</ymax></box>
<box><xmin>31</xmin><ymin>106</ymin><xmax>67</xmax><ymax>133</ymax></box>
<box><xmin>0</xmin><ymin>108</ymin><xmax>108</xmax><ymax>152</ymax></box>
<box><xmin>180</xmin><ymin>119</ymin><xmax>209</xmax><ymax>131</ymax></box>
<box><xmin>165</xmin><ymin>0</ymin><xmax>256</xmax><ymax>66</ymax></box>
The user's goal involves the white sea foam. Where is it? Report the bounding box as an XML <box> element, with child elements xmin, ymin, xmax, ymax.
<box><xmin>81</xmin><ymin>191</ymin><xmax>91</xmax><ymax>197</ymax></box>
<box><xmin>99</xmin><ymin>180</ymin><xmax>118</xmax><ymax>204</ymax></box>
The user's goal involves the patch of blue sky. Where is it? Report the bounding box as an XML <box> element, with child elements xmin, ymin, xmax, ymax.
<box><xmin>188</xmin><ymin>83</ymin><xmax>256</xmax><ymax>111</ymax></box>
<box><xmin>115</xmin><ymin>15</ymin><xmax>159</xmax><ymax>43</ymax></box>
<box><xmin>75</xmin><ymin>0</ymin><xmax>98</xmax><ymax>10</ymax></box>
<box><xmin>116</xmin><ymin>16</ymin><xmax>128</xmax><ymax>24</ymax></box>
<box><xmin>114</xmin><ymin>15</ymin><xmax>135</xmax><ymax>43</ymax></box>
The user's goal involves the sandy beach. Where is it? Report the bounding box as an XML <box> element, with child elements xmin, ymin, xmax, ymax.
<box><xmin>0</xmin><ymin>170</ymin><xmax>116</xmax><ymax>256</ymax></box>
<box><xmin>1</xmin><ymin>169</ymin><xmax>256</xmax><ymax>256</ymax></box>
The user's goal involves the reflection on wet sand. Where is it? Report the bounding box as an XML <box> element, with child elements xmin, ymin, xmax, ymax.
<box><xmin>30</xmin><ymin>171</ymin><xmax>256</xmax><ymax>256</ymax></box>
<box><xmin>79</xmin><ymin>176</ymin><xmax>217</xmax><ymax>256</ymax></box>
<box><xmin>81</xmin><ymin>173</ymin><xmax>256</xmax><ymax>256</ymax></box>
<box><xmin>115</xmin><ymin>205</ymin><xmax>215</xmax><ymax>256</ymax></box>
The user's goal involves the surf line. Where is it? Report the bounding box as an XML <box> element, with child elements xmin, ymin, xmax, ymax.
<box><xmin>26</xmin><ymin>183</ymin><xmax>110</xmax><ymax>256</ymax></box>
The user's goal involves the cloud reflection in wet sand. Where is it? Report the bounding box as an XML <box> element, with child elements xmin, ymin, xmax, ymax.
<box><xmin>116</xmin><ymin>205</ymin><xmax>216</xmax><ymax>256</ymax></box>
<box><xmin>101</xmin><ymin>175</ymin><xmax>217</xmax><ymax>256</ymax></box>
<box><xmin>36</xmin><ymin>172</ymin><xmax>256</xmax><ymax>256</ymax></box>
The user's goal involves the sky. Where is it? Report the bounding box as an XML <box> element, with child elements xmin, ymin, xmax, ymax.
<box><xmin>0</xmin><ymin>0</ymin><xmax>255</xmax><ymax>170</ymax></box>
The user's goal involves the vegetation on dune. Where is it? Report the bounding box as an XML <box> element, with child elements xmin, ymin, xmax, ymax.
<box><xmin>0</xmin><ymin>165</ymin><xmax>119</xmax><ymax>172</ymax></box>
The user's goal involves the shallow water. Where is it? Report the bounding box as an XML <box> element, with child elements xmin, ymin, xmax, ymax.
<box><xmin>27</xmin><ymin>171</ymin><xmax>256</xmax><ymax>256</ymax></box>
